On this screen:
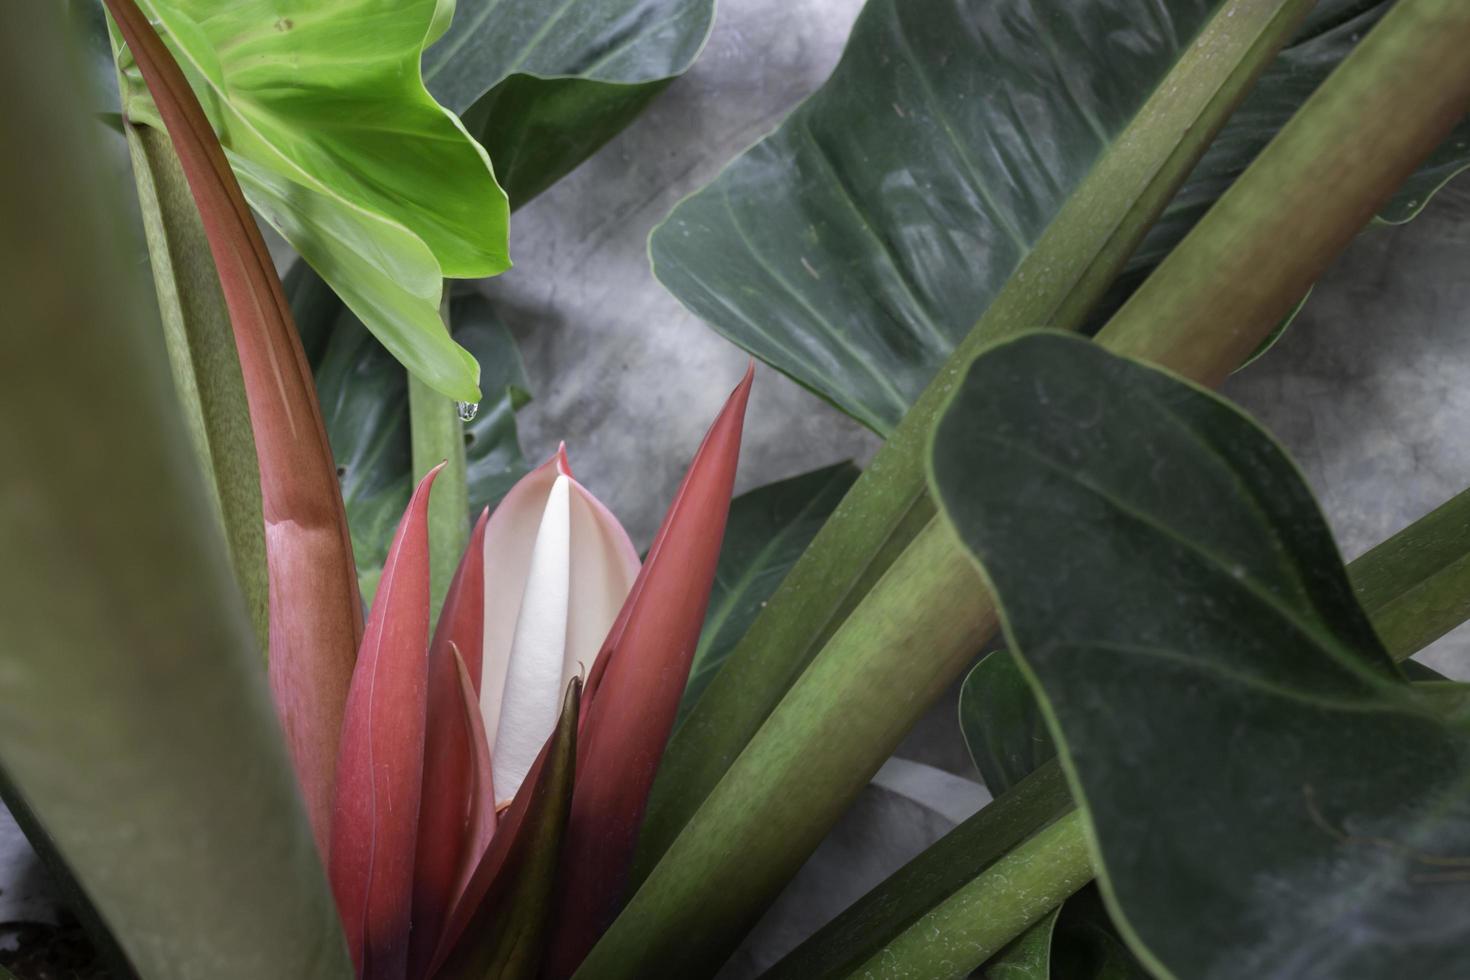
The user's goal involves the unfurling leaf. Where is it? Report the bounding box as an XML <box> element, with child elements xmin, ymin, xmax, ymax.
<box><xmin>433</xmin><ymin>680</ymin><xmax>582</xmax><ymax>980</ymax></box>
<box><xmin>410</xmin><ymin>511</ymin><xmax>494</xmax><ymax>980</ymax></box>
<box><xmin>330</xmin><ymin>465</ymin><xmax>442</xmax><ymax>980</ymax></box>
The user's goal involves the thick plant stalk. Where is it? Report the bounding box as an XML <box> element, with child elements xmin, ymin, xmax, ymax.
<box><xmin>1350</xmin><ymin>486</ymin><xmax>1470</xmax><ymax>657</ymax></box>
<box><xmin>1095</xmin><ymin>1</ymin><xmax>1470</xmax><ymax>380</ymax></box>
<box><xmin>121</xmin><ymin>121</ymin><xmax>269</xmax><ymax>655</ymax></box>
<box><xmin>850</xmin><ymin>809</ymin><xmax>1092</xmax><ymax>980</ymax></box>
<box><xmin>410</xmin><ymin>298</ymin><xmax>471</xmax><ymax>620</ymax></box>
<box><xmin>591</xmin><ymin>1</ymin><xmax>1470</xmax><ymax>974</ymax></box>
<box><xmin>105</xmin><ymin>0</ymin><xmax>364</xmax><ymax>855</ymax></box>
<box><xmin>635</xmin><ymin>0</ymin><xmax>1317</xmax><ymax>874</ymax></box>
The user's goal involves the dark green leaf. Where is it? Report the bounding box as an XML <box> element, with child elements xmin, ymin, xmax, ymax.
<box><xmin>679</xmin><ymin>463</ymin><xmax>859</xmax><ymax>720</ymax></box>
<box><xmin>291</xmin><ymin>266</ymin><xmax>531</xmax><ymax>600</ymax></box>
<box><xmin>931</xmin><ymin>332</ymin><xmax>1470</xmax><ymax>980</ymax></box>
<box><xmin>652</xmin><ymin>0</ymin><xmax>1468</xmax><ymax>433</ymax></box>
<box><xmin>424</xmin><ymin>0</ymin><xmax>715</xmax><ymax>208</ymax></box>
<box><xmin>959</xmin><ymin>649</ymin><xmax>1056</xmax><ymax>796</ymax></box>
<box><xmin>1048</xmin><ymin>887</ymin><xmax>1151</xmax><ymax>980</ymax></box>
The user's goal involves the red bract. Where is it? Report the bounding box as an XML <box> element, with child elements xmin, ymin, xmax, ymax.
<box><xmin>330</xmin><ymin>464</ymin><xmax>442</xmax><ymax>979</ymax></box>
<box><xmin>549</xmin><ymin>367</ymin><xmax>755</xmax><ymax>978</ymax></box>
<box><xmin>409</xmin><ymin>511</ymin><xmax>494</xmax><ymax>979</ymax></box>
<box><xmin>104</xmin><ymin>0</ymin><xmax>362</xmax><ymax>857</ymax></box>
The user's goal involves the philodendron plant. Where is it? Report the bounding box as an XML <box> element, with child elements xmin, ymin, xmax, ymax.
<box><xmin>4</xmin><ymin>0</ymin><xmax>1470</xmax><ymax>979</ymax></box>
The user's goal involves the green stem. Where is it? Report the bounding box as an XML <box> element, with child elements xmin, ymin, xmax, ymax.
<box><xmin>1095</xmin><ymin>0</ymin><xmax>1470</xmax><ymax>382</ymax></box>
<box><xmin>121</xmin><ymin>120</ymin><xmax>269</xmax><ymax>655</ymax></box>
<box><xmin>765</xmin><ymin>760</ymin><xmax>1074</xmax><ymax>980</ymax></box>
<box><xmin>853</xmin><ymin>808</ymin><xmax>1093</xmax><ymax>980</ymax></box>
<box><xmin>409</xmin><ymin>296</ymin><xmax>470</xmax><ymax>621</ymax></box>
<box><xmin>636</xmin><ymin>0</ymin><xmax>1317</xmax><ymax>876</ymax></box>
<box><xmin>1351</xmin><ymin>486</ymin><xmax>1470</xmax><ymax>660</ymax></box>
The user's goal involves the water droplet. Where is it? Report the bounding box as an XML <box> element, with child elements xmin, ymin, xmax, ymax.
<box><xmin>456</xmin><ymin>401</ymin><xmax>479</xmax><ymax>422</ymax></box>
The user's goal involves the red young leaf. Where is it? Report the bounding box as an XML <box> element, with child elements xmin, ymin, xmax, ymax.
<box><xmin>548</xmin><ymin>367</ymin><xmax>753</xmax><ymax>977</ymax></box>
<box><xmin>103</xmin><ymin>0</ymin><xmax>363</xmax><ymax>856</ymax></box>
<box><xmin>430</xmin><ymin>680</ymin><xmax>582</xmax><ymax>979</ymax></box>
<box><xmin>330</xmin><ymin>465</ymin><xmax>442</xmax><ymax>980</ymax></box>
<box><xmin>409</xmin><ymin>512</ymin><xmax>494</xmax><ymax>980</ymax></box>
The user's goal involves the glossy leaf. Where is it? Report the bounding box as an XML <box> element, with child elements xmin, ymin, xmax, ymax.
<box><xmin>114</xmin><ymin>0</ymin><xmax>509</xmax><ymax>400</ymax></box>
<box><xmin>678</xmin><ymin>462</ymin><xmax>859</xmax><ymax>721</ymax></box>
<box><xmin>105</xmin><ymin>0</ymin><xmax>363</xmax><ymax>855</ymax></box>
<box><xmin>637</xmin><ymin>0</ymin><xmax>1317</xmax><ymax>875</ymax></box>
<box><xmin>290</xmin><ymin>267</ymin><xmax>532</xmax><ymax>602</ymax></box>
<box><xmin>0</xmin><ymin>5</ymin><xmax>349</xmax><ymax>973</ymax></box>
<box><xmin>424</xmin><ymin>0</ymin><xmax>715</xmax><ymax>208</ymax></box>
<box><xmin>434</xmin><ymin>681</ymin><xmax>582</xmax><ymax>980</ymax></box>
<box><xmin>931</xmin><ymin>332</ymin><xmax>1470</xmax><ymax>980</ymax></box>
<box><xmin>550</xmin><ymin>368</ymin><xmax>752</xmax><ymax>978</ymax></box>
<box><xmin>651</xmin><ymin>0</ymin><xmax>1468</xmax><ymax>435</ymax></box>
<box><xmin>330</xmin><ymin>465</ymin><xmax>441</xmax><ymax>979</ymax></box>
<box><xmin>959</xmin><ymin>649</ymin><xmax>1055</xmax><ymax>796</ymax></box>
<box><xmin>409</xmin><ymin>512</ymin><xmax>493</xmax><ymax>980</ymax></box>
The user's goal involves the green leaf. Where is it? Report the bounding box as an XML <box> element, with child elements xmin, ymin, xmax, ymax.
<box><xmin>290</xmin><ymin>265</ymin><xmax>530</xmax><ymax>601</ymax></box>
<box><xmin>930</xmin><ymin>331</ymin><xmax>1470</xmax><ymax>980</ymax></box>
<box><xmin>959</xmin><ymin>649</ymin><xmax>1055</xmax><ymax>796</ymax></box>
<box><xmin>678</xmin><ymin>462</ymin><xmax>859</xmax><ymax>721</ymax></box>
<box><xmin>1047</xmin><ymin>887</ymin><xmax>1152</xmax><ymax>980</ymax></box>
<box><xmin>0</xmin><ymin>7</ymin><xmax>350</xmax><ymax>975</ymax></box>
<box><xmin>651</xmin><ymin>0</ymin><xmax>1467</xmax><ymax>435</ymax></box>
<box><xmin>983</xmin><ymin>907</ymin><xmax>1059</xmax><ymax>980</ymax></box>
<box><xmin>424</xmin><ymin>0</ymin><xmax>715</xmax><ymax>208</ymax></box>
<box><xmin>113</xmin><ymin>0</ymin><xmax>509</xmax><ymax>401</ymax></box>
<box><xmin>637</xmin><ymin>0</ymin><xmax>1316</xmax><ymax>896</ymax></box>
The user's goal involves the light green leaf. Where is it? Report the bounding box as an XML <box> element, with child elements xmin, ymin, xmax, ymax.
<box><xmin>931</xmin><ymin>332</ymin><xmax>1470</xmax><ymax>980</ymax></box>
<box><xmin>114</xmin><ymin>0</ymin><xmax>509</xmax><ymax>401</ymax></box>
<box><xmin>679</xmin><ymin>463</ymin><xmax>859</xmax><ymax>721</ymax></box>
<box><xmin>424</xmin><ymin>0</ymin><xmax>715</xmax><ymax>208</ymax></box>
<box><xmin>289</xmin><ymin>264</ymin><xmax>530</xmax><ymax>601</ymax></box>
<box><xmin>0</xmin><ymin>7</ymin><xmax>350</xmax><ymax>976</ymax></box>
<box><xmin>652</xmin><ymin>0</ymin><xmax>1468</xmax><ymax>434</ymax></box>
